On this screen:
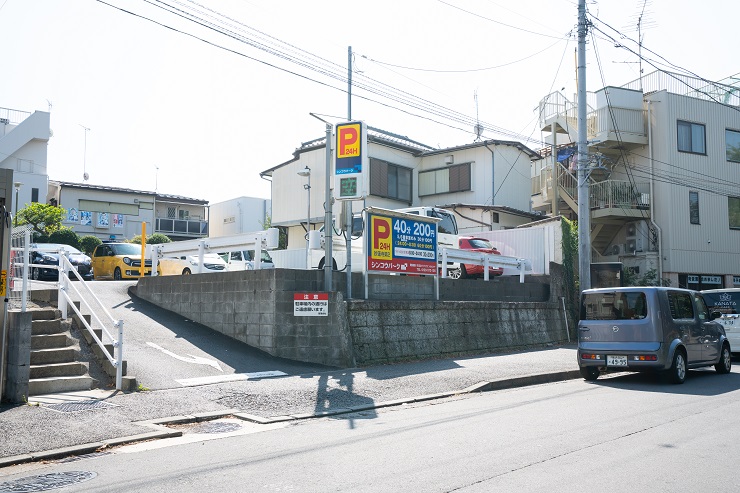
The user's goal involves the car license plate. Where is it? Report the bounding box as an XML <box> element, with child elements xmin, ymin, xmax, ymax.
<box><xmin>607</xmin><ymin>355</ymin><xmax>628</xmax><ymax>367</ymax></box>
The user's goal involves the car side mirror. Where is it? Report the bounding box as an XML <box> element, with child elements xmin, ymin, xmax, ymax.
<box><xmin>710</xmin><ymin>311</ymin><xmax>722</xmax><ymax>321</ymax></box>
<box><xmin>108</xmin><ymin>251</ymin><xmax>115</xmax><ymax>257</ymax></box>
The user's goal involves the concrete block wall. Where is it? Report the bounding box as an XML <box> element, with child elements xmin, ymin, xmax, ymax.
<box><xmin>347</xmin><ymin>300</ymin><xmax>567</xmax><ymax>365</ymax></box>
<box><xmin>136</xmin><ymin>268</ymin><xmax>569</xmax><ymax>368</ymax></box>
<box><xmin>2</xmin><ymin>311</ymin><xmax>32</xmax><ymax>403</ymax></box>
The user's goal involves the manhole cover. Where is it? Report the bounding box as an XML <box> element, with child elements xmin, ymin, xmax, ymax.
<box><xmin>45</xmin><ymin>401</ymin><xmax>117</xmax><ymax>413</ymax></box>
<box><xmin>0</xmin><ymin>471</ymin><xmax>97</xmax><ymax>492</ymax></box>
<box><xmin>189</xmin><ymin>421</ymin><xmax>243</xmax><ymax>434</ymax></box>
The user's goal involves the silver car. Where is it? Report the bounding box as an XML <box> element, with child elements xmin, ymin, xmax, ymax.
<box><xmin>578</xmin><ymin>287</ymin><xmax>731</xmax><ymax>384</ymax></box>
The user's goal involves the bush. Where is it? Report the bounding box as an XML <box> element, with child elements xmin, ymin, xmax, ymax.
<box><xmin>48</xmin><ymin>229</ymin><xmax>81</xmax><ymax>250</ymax></box>
<box><xmin>79</xmin><ymin>235</ymin><xmax>102</xmax><ymax>256</ymax></box>
<box><xmin>130</xmin><ymin>233</ymin><xmax>171</xmax><ymax>245</ymax></box>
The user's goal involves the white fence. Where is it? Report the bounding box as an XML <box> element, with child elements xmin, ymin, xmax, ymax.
<box><xmin>472</xmin><ymin>223</ymin><xmax>560</xmax><ymax>275</ymax></box>
<box><xmin>149</xmin><ymin>229</ymin><xmax>280</xmax><ymax>274</ymax></box>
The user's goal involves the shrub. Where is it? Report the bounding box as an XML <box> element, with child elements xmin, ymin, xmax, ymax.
<box><xmin>79</xmin><ymin>235</ymin><xmax>102</xmax><ymax>256</ymax></box>
<box><xmin>48</xmin><ymin>229</ymin><xmax>81</xmax><ymax>249</ymax></box>
<box><xmin>130</xmin><ymin>233</ymin><xmax>171</xmax><ymax>245</ymax></box>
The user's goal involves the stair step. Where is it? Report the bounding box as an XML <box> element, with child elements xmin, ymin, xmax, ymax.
<box><xmin>30</xmin><ymin>347</ymin><xmax>76</xmax><ymax>365</ymax></box>
<box><xmin>31</xmin><ymin>333</ymin><xmax>73</xmax><ymax>350</ymax></box>
<box><xmin>28</xmin><ymin>375</ymin><xmax>94</xmax><ymax>395</ymax></box>
<box><xmin>30</xmin><ymin>362</ymin><xmax>88</xmax><ymax>379</ymax></box>
<box><xmin>32</xmin><ymin>318</ymin><xmax>65</xmax><ymax>335</ymax></box>
<box><xmin>30</xmin><ymin>308</ymin><xmax>61</xmax><ymax>321</ymax></box>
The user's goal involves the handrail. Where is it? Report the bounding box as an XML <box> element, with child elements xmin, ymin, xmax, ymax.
<box><xmin>56</xmin><ymin>253</ymin><xmax>124</xmax><ymax>391</ymax></box>
<box><xmin>18</xmin><ymin>235</ymin><xmax>125</xmax><ymax>391</ymax></box>
<box><xmin>439</xmin><ymin>248</ymin><xmax>531</xmax><ymax>283</ymax></box>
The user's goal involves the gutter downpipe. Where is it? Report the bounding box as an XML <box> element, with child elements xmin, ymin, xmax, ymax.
<box><xmin>647</xmin><ymin>99</ymin><xmax>663</xmax><ymax>281</ymax></box>
<box><xmin>484</xmin><ymin>142</ymin><xmax>495</xmax><ymax>230</ymax></box>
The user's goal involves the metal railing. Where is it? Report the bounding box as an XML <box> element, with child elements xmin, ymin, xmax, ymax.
<box><xmin>155</xmin><ymin>217</ymin><xmax>208</xmax><ymax>237</ymax></box>
<box><xmin>590</xmin><ymin>180</ymin><xmax>650</xmax><ymax>210</ymax></box>
<box><xmin>14</xmin><ymin>233</ymin><xmax>125</xmax><ymax>390</ymax></box>
<box><xmin>439</xmin><ymin>248</ymin><xmax>531</xmax><ymax>283</ymax></box>
<box><xmin>0</xmin><ymin>107</ymin><xmax>32</xmax><ymax>125</ymax></box>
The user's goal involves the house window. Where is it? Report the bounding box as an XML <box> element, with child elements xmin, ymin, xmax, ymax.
<box><xmin>369</xmin><ymin>159</ymin><xmax>412</xmax><ymax>203</ymax></box>
<box><xmin>178</xmin><ymin>209</ymin><xmax>189</xmax><ymax>220</ymax></box>
<box><xmin>689</xmin><ymin>191</ymin><xmax>700</xmax><ymax>224</ymax></box>
<box><xmin>167</xmin><ymin>207</ymin><xmax>176</xmax><ymax>219</ymax></box>
<box><xmin>31</xmin><ymin>188</ymin><xmax>39</xmax><ymax>203</ymax></box>
<box><xmin>418</xmin><ymin>162</ymin><xmax>471</xmax><ymax>196</ymax></box>
<box><xmin>730</xmin><ymin>196</ymin><xmax>740</xmax><ymax>230</ymax></box>
<box><xmin>677</xmin><ymin>120</ymin><xmax>706</xmax><ymax>154</ymax></box>
<box><xmin>727</xmin><ymin>129</ymin><xmax>740</xmax><ymax>162</ymax></box>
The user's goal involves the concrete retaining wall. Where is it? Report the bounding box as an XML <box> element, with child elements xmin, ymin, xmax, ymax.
<box><xmin>135</xmin><ymin>268</ymin><xmax>569</xmax><ymax>368</ymax></box>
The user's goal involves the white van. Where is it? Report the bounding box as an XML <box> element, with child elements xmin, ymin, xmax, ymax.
<box><xmin>218</xmin><ymin>249</ymin><xmax>275</xmax><ymax>271</ymax></box>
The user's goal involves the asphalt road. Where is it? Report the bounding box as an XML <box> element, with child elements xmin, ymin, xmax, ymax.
<box><xmin>3</xmin><ymin>369</ymin><xmax>740</xmax><ymax>492</ymax></box>
<box><xmin>66</xmin><ymin>280</ymin><xmax>332</xmax><ymax>390</ymax></box>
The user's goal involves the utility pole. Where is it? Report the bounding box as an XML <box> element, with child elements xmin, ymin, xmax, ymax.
<box><xmin>576</xmin><ymin>0</ymin><xmax>591</xmax><ymax>291</ymax></box>
<box><xmin>344</xmin><ymin>45</ymin><xmax>353</xmax><ymax>299</ymax></box>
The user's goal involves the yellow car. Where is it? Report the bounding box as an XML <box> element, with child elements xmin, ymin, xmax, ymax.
<box><xmin>92</xmin><ymin>243</ymin><xmax>159</xmax><ymax>280</ymax></box>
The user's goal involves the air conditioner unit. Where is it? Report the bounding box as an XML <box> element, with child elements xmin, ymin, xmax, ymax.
<box><xmin>626</xmin><ymin>223</ymin><xmax>636</xmax><ymax>237</ymax></box>
<box><xmin>626</xmin><ymin>240</ymin><xmax>636</xmax><ymax>254</ymax></box>
<box><xmin>608</xmin><ymin>244</ymin><xmax>620</xmax><ymax>256</ymax></box>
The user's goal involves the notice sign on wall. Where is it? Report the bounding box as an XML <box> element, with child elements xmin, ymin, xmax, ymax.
<box><xmin>366</xmin><ymin>210</ymin><xmax>438</xmax><ymax>275</ymax></box>
<box><xmin>294</xmin><ymin>292</ymin><xmax>329</xmax><ymax>317</ymax></box>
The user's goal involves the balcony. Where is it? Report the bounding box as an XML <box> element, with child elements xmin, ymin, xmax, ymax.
<box><xmin>155</xmin><ymin>217</ymin><xmax>208</xmax><ymax>238</ymax></box>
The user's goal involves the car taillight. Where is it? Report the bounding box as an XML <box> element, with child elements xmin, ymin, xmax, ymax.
<box><xmin>632</xmin><ymin>355</ymin><xmax>657</xmax><ymax>361</ymax></box>
<box><xmin>581</xmin><ymin>353</ymin><xmax>602</xmax><ymax>360</ymax></box>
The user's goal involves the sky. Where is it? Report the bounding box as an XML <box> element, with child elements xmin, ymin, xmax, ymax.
<box><xmin>1</xmin><ymin>0</ymin><xmax>737</xmax><ymax>204</ymax></box>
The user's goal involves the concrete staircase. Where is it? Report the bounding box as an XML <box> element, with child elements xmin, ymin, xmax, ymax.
<box><xmin>29</xmin><ymin>307</ymin><xmax>95</xmax><ymax>395</ymax></box>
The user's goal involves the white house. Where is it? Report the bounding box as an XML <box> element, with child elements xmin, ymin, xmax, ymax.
<box><xmin>0</xmin><ymin>107</ymin><xmax>50</xmax><ymax>215</ymax></box>
<box><xmin>260</xmin><ymin>126</ymin><xmax>543</xmax><ymax>253</ymax></box>
<box><xmin>533</xmin><ymin>70</ymin><xmax>740</xmax><ymax>289</ymax></box>
<box><xmin>209</xmin><ymin>196</ymin><xmax>271</xmax><ymax>237</ymax></box>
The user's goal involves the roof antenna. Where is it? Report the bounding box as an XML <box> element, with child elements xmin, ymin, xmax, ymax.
<box><xmin>473</xmin><ymin>90</ymin><xmax>483</xmax><ymax>141</ymax></box>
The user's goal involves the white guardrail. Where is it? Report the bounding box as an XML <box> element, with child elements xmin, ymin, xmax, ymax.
<box><xmin>439</xmin><ymin>248</ymin><xmax>532</xmax><ymax>282</ymax></box>
<box><xmin>17</xmin><ymin>233</ymin><xmax>125</xmax><ymax>390</ymax></box>
<box><xmin>148</xmin><ymin>228</ymin><xmax>280</xmax><ymax>274</ymax></box>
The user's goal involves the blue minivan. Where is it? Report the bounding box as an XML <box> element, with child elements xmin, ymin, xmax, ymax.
<box><xmin>578</xmin><ymin>287</ymin><xmax>732</xmax><ymax>384</ymax></box>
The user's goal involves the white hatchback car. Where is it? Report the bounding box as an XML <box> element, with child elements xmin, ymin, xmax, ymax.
<box><xmin>159</xmin><ymin>253</ymin><xmax>228</xmax><ymax>275</ymax></box>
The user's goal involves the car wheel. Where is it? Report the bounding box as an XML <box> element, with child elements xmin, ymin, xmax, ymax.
<box><xmin>668</xmin><ymin>348</ymin><xmax>687</xmax><ymax>384</ymax></box>
<box><xmin>32</xmin><ymin>268</ymin><xmax>40</xmax><ymax>281</ymax></box>
<box><xmin>182</xmin><ymin>268</ymin><xmax>191</xmax><ymax>275</ymax></box>
<box><xmin>579</xmin><ymin>366</ymin><xmax>600</xmax><ymax>381</ymax></box>
<box><xmin>715</xmin><ymin>343</ymin><xmax>732</xmax><ymax>374</ymax></box>
<box><xmin>114</xmin><ymin>267</ymin><xmax>122</xmax><ymax>280</ymax></box>
<box><xmin>447</xmin><ymin>267</ymin><xmax>462</xmax><ymax>279</ymax></box>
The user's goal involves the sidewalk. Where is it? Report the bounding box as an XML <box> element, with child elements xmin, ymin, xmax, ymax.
<box><xmin>0</xmin><ymin>345</ymin><xmax>579</xmax><ymax>467</ymax></box>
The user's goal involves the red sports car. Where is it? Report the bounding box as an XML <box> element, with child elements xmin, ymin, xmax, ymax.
<box><xmin>449</xmin><ymin>237</ymin><xmax>504</xmax><ymax>279</ymax></box>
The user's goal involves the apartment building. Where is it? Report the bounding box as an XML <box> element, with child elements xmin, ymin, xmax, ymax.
<box><xmin>533</xmin><ymin>71</ymin><xmax>740</xmax><ymax>289</ymax></box>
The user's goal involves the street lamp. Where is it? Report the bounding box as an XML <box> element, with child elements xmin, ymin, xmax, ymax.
<box><xmin>13</xmin><ymin>181</ymin><xmax>22</xmax><ymax>227</ymax></box>
<box><xmin>297</xmin><ymin>166</ymin><xmax>311</xmax><ymax>268</ymax></box>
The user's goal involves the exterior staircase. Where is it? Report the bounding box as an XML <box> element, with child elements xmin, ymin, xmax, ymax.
<box><xmin>29</xmin><ymin>306</ymin><xmax>95</xmax><ymax>395</ymax></box>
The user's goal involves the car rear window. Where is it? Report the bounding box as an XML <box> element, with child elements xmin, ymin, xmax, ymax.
<box><xmin>702</xmin><ymin>291</ymin><xmax>740</xmax><ymax>315</ymax></box>
<box><xmin>582</xmin><ymin>291</ymin><xmax>648</xmax><ymax>320</ymax></box>
<box><xmin>467</xmin><ymin>239</ymin><xmax>493</xmax><ymax>249</ymax></box>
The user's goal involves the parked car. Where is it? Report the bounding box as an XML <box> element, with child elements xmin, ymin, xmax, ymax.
<box><xmin>701</xmin><ymin>288</ymin><xmax>740</xmax><ymax>354</ymax></box>
<box><xmin>578</xmin><ymin>286</ymin><xmax>731</xmax><ymax>384</ymax></box>
<box><xmin>217</xmin><ymin>249</ymin><xmax>275</xmax><ymax>271</ymax></box>
<box><xmin>92</xmin><ymin>242</ymin><xmax>159</xmax><ymax>280</ymax></box>
<box><xmin>446</xmin><ymin>237</ymin><xmax>503</xmax><ymax>279</ymax></box>
<box><xmin>29</xmin><ymin>243</ymin><xmax>93</xmax><ymax>281</ymax></box>
<box><xmin>159</xmin><ymin>253</ymin><xmax>228</xmax><ymax>275</ymax></box>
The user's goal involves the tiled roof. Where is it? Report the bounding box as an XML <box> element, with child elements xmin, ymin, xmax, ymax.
<box><xmin>50</xmin><ymin>180</ymin><xmax>208</xmax><ymax>204</ymax></box>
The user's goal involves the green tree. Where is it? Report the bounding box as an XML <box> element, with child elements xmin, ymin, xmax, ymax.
<box><xmin>48</xmin><ymin>229</ymin><xmax>81</xmax><ymax>249</ymax></box>
<box><xmin>16</xmin><ymin>203</ymin><xmax>66</xmax><ymax>237</ymax></box>
<box><xmin>79</xmin><ymin>235</ymin><xmax>102</xmax><ymax>256</ymax></box>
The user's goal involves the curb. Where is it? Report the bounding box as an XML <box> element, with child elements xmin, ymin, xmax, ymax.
<box><xmin>0</xmin><ymin>370</ymin><xmax>581</xmax><ymax>468</ymax></box>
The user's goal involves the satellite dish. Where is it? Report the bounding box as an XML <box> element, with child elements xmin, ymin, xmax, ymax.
<box><xmin>83</xmin><ymin>172</ymin><xmax>89</xmax><ymax>181</ymax></box>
